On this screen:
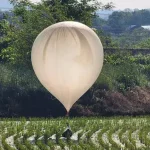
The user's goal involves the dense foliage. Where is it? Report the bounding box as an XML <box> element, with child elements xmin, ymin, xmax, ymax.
<box><xmin>0</xmin><ymin>52</ymin><xmax>149</xmax><ymax>117</ymax></box>
<box><xmin>0</xmin><ymin>0</ymin><xmax>112</xmax><ymax>67</ymax></box>
<box><xmin>0</xmin><ymin>1</ymin><xmax>150</xmax><ymax>117</ymax></box>
<box><xmin>98</xmin><ymin>53</ymin><xmax>150</xmax><ymax>92</ymax></box>
<box><xmin>92</xmin><ymin>9</ymin><xmax>150</xmax><ymax>48</ymax></box>
<box><xmin>135</xmin><ymin>38</ymin><xmax>150</xmax><ymax>48</ymax></box>
<box><xmin>108</xmin><ymin>9</ymin><xmax>150</xmax><ymax>33</ymax></box>
<box><xmin>112</xmin><ymin>28</ymin><xmax>150</xmax><ymax>48</ymax></box>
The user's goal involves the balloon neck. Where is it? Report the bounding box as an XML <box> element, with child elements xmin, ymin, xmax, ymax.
<box><xmin>66</xmin><ymin>111</ymin><xmax>69</xmax><ymax>117</ymax></box>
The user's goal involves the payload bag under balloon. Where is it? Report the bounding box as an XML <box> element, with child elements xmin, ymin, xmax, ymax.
<box><xmin>31</xmin><ymin>21</ymin><xmax>103</xmax><ymax>112</ymax></box>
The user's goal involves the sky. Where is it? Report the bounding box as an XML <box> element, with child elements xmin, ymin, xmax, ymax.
<box><xmin>101</xmin><ymin>0</ymin><xmax>150</xmax><ymax>10</ymax></box>
<box><xmin>0</xmin><ymin>0</ymin><xmax>150</xmax><ymax>10</ymax></box>
<box><xmin>0</xmin><ymin>0</ymin><xmax>13</xmax><ymax>9</ymax></box>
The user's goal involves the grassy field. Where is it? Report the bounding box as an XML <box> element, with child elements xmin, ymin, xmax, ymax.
<box><xmin>0</xmin><ymin>117</ymin><xmax>150</xmax><ymax>150</ymax></box>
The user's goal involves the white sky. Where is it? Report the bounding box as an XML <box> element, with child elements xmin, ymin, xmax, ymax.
<box><xmin>30</xmin><ymin>0</ymin><xmax>150</xmax><ymax>10</ymax></box>
<box><xmin>1</xmin><ymin>0</ymin><xmax>150</xmax><ymax>10</ymax></box>
<box><xmin>101</xmin><ymin>0</ymin><xmax>150</xmax><ymax>10</ymax></box>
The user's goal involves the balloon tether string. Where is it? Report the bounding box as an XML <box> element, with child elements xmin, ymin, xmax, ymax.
<box><xmin>66</xmin><ymin>111</ymin><xmax>69</xmax><ymax>117</ymax></box>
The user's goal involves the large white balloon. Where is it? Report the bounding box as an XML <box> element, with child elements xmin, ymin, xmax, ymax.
<box><xmin>31</xmin><ymin>21</ymin><xmax>103</xmax><ymax>112</ymax></box>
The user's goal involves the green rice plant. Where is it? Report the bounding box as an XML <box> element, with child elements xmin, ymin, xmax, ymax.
<box><xmin>128</xmin><ymin>128</ymin><xmax>136</xmax><ymax>150</ymax></box>
<box><xmin>14</xmin><ymin>138</ymin><xmax>27</xmax><ymax>150</ymax></box>
<box><xmin>36</xmin><ymin>141</ymin><xmax>48</xmax><ymax>150</ymax></box>
<box><xmin>108</xmin><ymin>126</ymin><xmax>122</xmax><ymax>149</ymax></box>
<box><xmin>1</xmin><ymin>117</ymin><xmax>150</xmax><ymax>149</ymax></box>
<box><xmin>98</xmin><ymin>126</ymin><xmax>110</xmax><ymax>149</ymax></box>
<box><xmin>118</xmin><ymin>127</ymin><xmax>126</xmax><ymax>145</ymax></box>
<box><xmin>24</xmin><ymin>140</ymin><xmax>35</xmax><ymax>150</ymax></box>
<box><xmin>47</xmin><ymin>141</ymin><xmax>55</xmax><ymax>149</ymax></box>
<box><xmin>1</xmin><ymin>135</ymin><xmax>15</xmax><ymax>150</ymax></box>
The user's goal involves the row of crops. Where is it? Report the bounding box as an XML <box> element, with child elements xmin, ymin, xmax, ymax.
<box><xmin>0</xmin><ymin>117</ymin><xmax>150</xmax><ymax>150</ymax></box>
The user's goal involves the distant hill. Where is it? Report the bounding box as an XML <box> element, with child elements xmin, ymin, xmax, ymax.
<box><xmin>96</xmin><ymin>10</ymin><xmax>114</xmax><ymax>20</ymax></box>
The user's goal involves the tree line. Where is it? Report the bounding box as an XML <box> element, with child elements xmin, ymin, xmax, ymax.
<box><xmin>93</xmin><ymin>9</ymin><xmax>150</xmax><ymax>34</ymax></box>
<box><xmin>0</xmin><ymin>0</ymin><xmax>113</xmax><ymax>67</ymax></box>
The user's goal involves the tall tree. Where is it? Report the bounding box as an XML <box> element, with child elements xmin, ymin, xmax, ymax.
<box><xmin>0</xmin><ymin>0</ymin><xmax>113</xmax><ymax>67</ymax></box>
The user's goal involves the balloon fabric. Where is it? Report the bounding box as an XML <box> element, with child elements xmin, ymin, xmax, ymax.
<box><xmin>31</xmin><ymin>21</ymin><xmax>103</xmax><ymax>113</ymax></box>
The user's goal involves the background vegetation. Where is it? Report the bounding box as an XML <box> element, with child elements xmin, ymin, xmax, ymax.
<box><xmin>93</xmin><ymin>9</ymin><xmax>150</xmax><ymax>48</ymax></box>
<box><xmin>0</xmin><ymin>0</ymin><xmax>149</xmax><ymax>117</ymax></box>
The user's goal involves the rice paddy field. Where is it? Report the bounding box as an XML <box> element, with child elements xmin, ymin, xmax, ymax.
<box><xmin>0</xmin><ymin>116</ymin><xmax>150</xmax><ymax>150</ymax></box>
